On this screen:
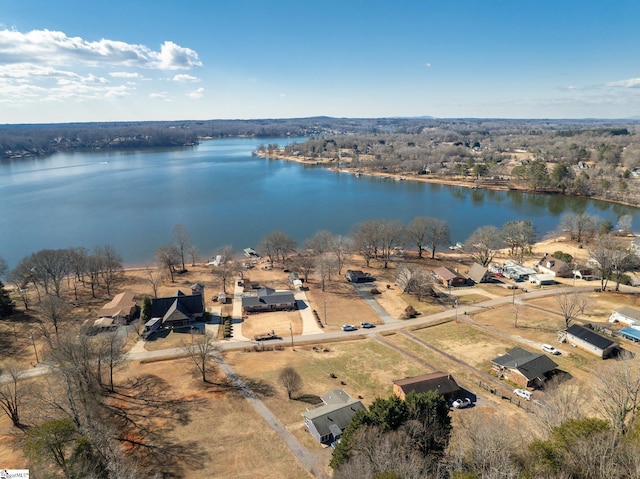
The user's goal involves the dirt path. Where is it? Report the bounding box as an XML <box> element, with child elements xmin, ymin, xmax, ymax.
<box><xmin>212</xmin><ymin>352</ymin><xmax>329</xmax><ymax>479</ymax></box>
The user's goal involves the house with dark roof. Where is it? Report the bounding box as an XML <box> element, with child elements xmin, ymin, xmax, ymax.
<box><xmin>345</xmin><ymin>270</ymin><xmax>374</xmax><ymax>283</ymax></box>
<box><xmin>241</xmin><ymin>287</ymin><xmax>296</xmax><ymax>313</ymax></box>
<box><xmin>302</xmin><ymin>390</ymin><xmax>366</xmax><ymax>446</ymax></box>
<box><xmin>151</xmin><ymin>290</ymin><xmax>205</xmax><ymax>327</ymax></box>
<box><xmin>536</xmin><ymin>253</ymin><xmax>572</xmax><ymax>278</ymax></box>
<box><xmin>564</xmin><ymin>324</ymin><xmax>619</xmax><ymax>358</ymax></box>
<box><xmin>393</xmin><ymin>371</ymin><xmax>461</xmax><ymax>400</ymax></box>
<box><xmin>491</xmin><ymin>347</ymin><xmax>558</xmax><ymax>388</ymax></box>
<box><xmin>433</xmin><ymin>266</ymin><xmax>467</xmax><ymax>287</ymax></box>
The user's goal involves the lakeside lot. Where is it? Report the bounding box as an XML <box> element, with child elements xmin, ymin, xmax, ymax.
<box><xmin>2</xmin><ymin>238</ymin><xmax>640</xmax><ymax>476</ymax></box>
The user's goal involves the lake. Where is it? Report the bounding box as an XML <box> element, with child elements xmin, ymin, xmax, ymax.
<box><xmin>1</xmin><ymin>137</ymin><xmax>638</xmax><ymax>268</ymax></box>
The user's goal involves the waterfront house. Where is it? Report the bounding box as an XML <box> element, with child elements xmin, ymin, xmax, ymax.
<box><xmin>536</xmin><ymin>253</ymin><xmax>572</xmax><ymax>278</ymax></box>
<box><xmin>241</xmin><ymin>287</ymin><xmax>296</xmax><ymax>313</ymax></box>
<box><xmin>151</xmin><ymin>290</ymin><xmax>205</xmax><ymax>327</ymax></box>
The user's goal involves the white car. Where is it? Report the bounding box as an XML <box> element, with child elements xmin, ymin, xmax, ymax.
<box><xmin>513</xmin><ymin>388</ymin><xmax>531</xmax><ymax>401</ymax></box>
<box><xmin>541</xmin><ymin>344</ymin><xmax>560</xmax><ymax>355</ymax></box>
<box><xmin>341</xmin><ymin>324</ymin><xmax>357</xmax><ymax>332</ymax></box>
<box><xmin>452</xmin><ymin>398</ymin><xmax>472</xmax><ymax>409</ymax></box>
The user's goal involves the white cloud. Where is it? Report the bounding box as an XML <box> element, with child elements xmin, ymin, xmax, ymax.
<box><xmin>110</xmin><ymin>72</ymin><xmax>143</xmax><ymax>79</ymax></box>
<box><xmin>425</xmin><ymin>62</ymin><xmax>432</xmax><ymax>68</ymax></box>
<box><xmin>0</xmin><ymin>29</ymin><xmax>201</xmax><ymax>70</ymax></box>
<box><xmin>149</xmin><ymin>92</ymin><xmax>172</xmax><ymax>101</ymax></box>
<box><xmin>606</xmin><ymin>78</ymin><xmax>640</xmax><ymax>88</ymax></box>
<box><xmin>188</xmin><ymin>87</ymin><xmax>205</xmax><ymax>99</ymax></box>
<box><xmin>173</xmin><ymin>74</ymin><xmax>200</xmax><ymax>82</ymax></box>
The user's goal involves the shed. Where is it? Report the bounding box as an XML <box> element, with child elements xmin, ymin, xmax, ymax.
<box><xmin>564</xmin><ymin>324</ymin><xmax>619</xmax><ymax>358</ymax></box>
<box><xmin>529</xmin><ymin>274</ymin><xmax>555</xmax><ymax>286</ymax></box>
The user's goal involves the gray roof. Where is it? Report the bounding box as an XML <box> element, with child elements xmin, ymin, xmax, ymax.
<box><xmin>151</xmin><ymin>290</ymin><xmax>204</xmax><ymax>322</ymax></box>
<box><xmin>566</xmin><ymin>324</ymin><xmax>618</xmax><ymax>351</ymax></box>
<box><xmin>614</xmin><ymin>306</ymin><xmax>640</xmax><ymax>322</ymax></box>
<box><xmin>393</xmin><ymin>371</ymin><xmax>460</xmax><ymax>396</ymax></box>
<box><xmin>468</xmin><ymin>263</ymin><xmax>489</xmax><ymax>283</ymax></box>
<box><xmin>492</xmin><ymin>347</ymin><xmax>558</xmax><ymax>380</ymax></box>
<box><xmin>302</xmin><ymin>398</ymin><xmax>365</xmax><ymax>439</ymax></box>
<box><xmin>242</xmin><ymin>287</ymin><xmax>295</xmax><ymax>308</ymax></box>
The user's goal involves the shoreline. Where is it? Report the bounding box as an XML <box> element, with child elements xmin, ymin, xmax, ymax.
<box><xmin>258</xmin><ymin>151</ymin><xmax>640</xmax><ymax>208</ymax></box>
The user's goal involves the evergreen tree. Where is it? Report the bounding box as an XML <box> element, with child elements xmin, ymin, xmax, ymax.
<box><xmin>0</xmin><ymin>280</ymin><xmax>15</xmax><ymax>318</ymax></box>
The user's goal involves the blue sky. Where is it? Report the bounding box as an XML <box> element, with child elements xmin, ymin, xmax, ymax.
<box><xmin>1</xmin><ymin>0</ymin><xmax>639</xmax><ymax>123</ymax></box>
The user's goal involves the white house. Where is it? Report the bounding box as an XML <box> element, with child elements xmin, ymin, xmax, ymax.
<box><xmin>609</xmin><ymin>306</ymin><xmax>640</xmax><ymax>327</ymax></box>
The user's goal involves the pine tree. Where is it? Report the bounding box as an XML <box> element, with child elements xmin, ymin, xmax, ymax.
<box><xmin>0</xmin><ymin>281</ymin><xmax>15</xmax><ymax>318</ymax></box>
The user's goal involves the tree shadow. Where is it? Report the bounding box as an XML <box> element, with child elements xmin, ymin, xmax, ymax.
<box><xmin>105</xmin><ymin>374</ymin><xmax>210</xmax><ymax>476</ymax></box>
<box><xmin>295</xmin><ymin>394</ymin><xmax>323</xmax><ymax>405</ymax></box>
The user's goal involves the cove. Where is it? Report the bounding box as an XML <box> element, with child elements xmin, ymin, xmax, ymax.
<box><xmin>1</xmin><ymin>137</ymin><xmax>638</xmax><ymax>268</ymax></box>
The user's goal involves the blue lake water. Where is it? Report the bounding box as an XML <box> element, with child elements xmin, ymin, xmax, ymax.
<box><xmin>1</xmin><ymin>137</ymin><xmax>638</xmax><ymax>268</ymax></box>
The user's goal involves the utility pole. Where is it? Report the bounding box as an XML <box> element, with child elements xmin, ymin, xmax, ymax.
<box><xmin>30</xmin><ymin>333</ymin><xmax>39</xmax><ymax>364</ymax></box>
<box><xmin>289</xmin><ymin>323</ymin><xmax>294</xmax><ymax>351</ymax></box>
<box><xmin>324</xmin><ymin>299</ymin><xmax>327</xmax><ymax>325</ymax></box>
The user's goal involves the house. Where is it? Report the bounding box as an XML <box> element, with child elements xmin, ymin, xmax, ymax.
<box><xmin>491</xmin><ymin>347</ymin><xmax>558</xmax><ymax>388</ymax></box>
<box><xmin>302</xmin><ymin>390</ymin><xmax>366</xmax><ymax>446</ymax></box>
<box><xmin>345</xmin><ymin>270</ymin><xmax>374</xmax><ymax>283</ymax></box>
<box><xmin>241</xmin><ymin>287</ymin><xmax>296</xmax><ymax>313</ymax></box>
<box><xmin>609</xmin><ymin>306</ymin><xmax>640</xmax><ymax>327</ymax></box>
<box><xmin>97</xmin><ymin>292</ymin><xmax>138</xmax><ymax>324</ymax></box>
<box><xmin>502</xmin><ymin>261</ymin><xmax>537</xmax><ymax>281</ymax></box>
<box><xmin>393</xmin><ymin>371</ymin><xmax>461</xmax><ymax>400</ymax></box>
<box><xmin>467</xmin><ymin>263</ymin><xmax>491</xmax><ymax>284</ymax></box>
<box><xmin>536</xmin><ymin>253</ymin><xmax>572</xmax><ymax>278</ymax></box>
<box><xmin>150</xmin><ymin>290</ymin><xmax>205</xmax><ymax>327</ymax></box>
<box><xmin>564</xmin><ymin>324</ymin><xmax>619</xmax><ymax>358</ymax></box>
<box><xmin>432</xmin><ymin>266</ymin><xmax>467</xmax><ymax>287</ymax></box>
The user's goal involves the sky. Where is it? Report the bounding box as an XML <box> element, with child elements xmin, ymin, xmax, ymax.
<box><xmin>1</xmin><ymin>0</ymin><xmax>639</xmax><ymax>124</ymax></box>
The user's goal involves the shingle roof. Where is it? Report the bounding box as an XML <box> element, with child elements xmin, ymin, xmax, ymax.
<box><xmin>468</xmin><ymin>263</ymin><xmax>489</xmax><ymax>283</ymax></box>
<box><xmin>302</xmin><ymin>398</ymin><xmax>365</xmax><ymax>438</ymax></box>
<box><xmin>151</xmin><ymin>290</ymin><xmax>204</xmax><ymax>322</ymax></box>
<box><xmin>433</xmin><ymin>266</ymin><xmax>463</xmax><ymax>281</ymax></box>
<box><xmin>241</xmin><ymin>288</ymin><xmax>295</xmax><ymax>307</ymax></box>
<box><xmin>393</xmin><ymin>371</ymin><xmax>460</xmax><ymax>396</ymax></box>
<box><xmin>492</xmin><ymin>347</ymin><xmax>558</xmax><ymax>380</ymax></box>
<box><xmin>566</xmin><ymin>324</ymin><xmax>617</xmax><ymax>350</ymax></box>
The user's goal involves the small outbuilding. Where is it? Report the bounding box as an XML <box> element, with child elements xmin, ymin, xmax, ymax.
<box><xmin>528</xmin><ymin>273</ymin><xmax>556</xmax><ymax>286</ymax></box>
<box><xmin>564</xmin><ymin>324</ymin><xmax>619</xmax><ymax>358</ymax></box>
<box><xmin>346</xmin><ymin>270</ymin><xmax>374</xmax><ymax>283</ymax></box>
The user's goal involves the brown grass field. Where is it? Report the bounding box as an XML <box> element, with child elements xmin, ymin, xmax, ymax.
<box><xmin>2</xmin><ymin>236</ymin><xmax>640</xmax><ymax>475</ymax></box>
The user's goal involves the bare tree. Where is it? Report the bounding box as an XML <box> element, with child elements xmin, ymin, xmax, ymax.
<box><xmin>316</xmin><ymin>253</ymin><xmax>337</xmax><ymax>292</ymax></box>
<box><xmin>594</xmin><ymin>358</ymin><xmax>640</xmax><ymax>437</ymax></box>
<box><xmin>304</xmin><ymin>230</ymin><xmax>334</xmax><ymax>256</ymax></box>
<box><xmin>96</xmin><ymin>329</ymin><xmax>126</xmax><ymax>393</ymax></box>
<box><xmin>616</xmin><ymin>214</ymin><xmax>633</xmax><ymax>235</ymax></box>
<box><xmin>406</xmin><ymin>217</ymin><xmax>430</xmax><ymax>258</ymax></box>
<box><xmin>183</xmin><ymin>331</ymin><xmax>219</xmax><ymax>383</ymax></box>
<box><xmin>561</xmin><ymin>212</ymin><xmax>600</xmax><ymax>244</ymax></box>
<box><xmin>331</xmin><ymin>235</ymin><xmax>352</xmax><ymax>276</ymax></box>
<box><xmin>145</xmin><ymin>266</ymin><xmax>163</xmax><ymax>298</ymax></box>
<box><xmin>99</xmin><ymin>244</ymin><xmax>123</xmax><ymax>296</ymax></box>
<box><xmin>0</xmin><ymin>362</ymin><xmax>26</xmax><ymax>428</ymax></box>
<box><xmin>187</xmin><ymin>244</ymin><xmax>199</xmax><ymax>266</ymax></box>
<box><xmin>464</xmin><ymin>225</ymin><xmax>503</xmax><ymax>266</ymax></box>
<box><xmin>395</xmin><ymin>266</ymin><xmax>433</xmax><ymax>301</ymax></box>
<box><xmin>278</xmin><ymin>366</ymin><xmax>303</xmax><ymax>399</ymax></box>
<box><xmin>0</xmin><ymin>254</ymin><xmax>8</xmax><ymax>279</ymax></box>
<box><xmin>535</xmin><ymin>377</ymin><xmax>587</xmax><ymax>434</ymax></box>
<box><xmin>378</xmin><ymin>219</ymin><xmax>405</xmax><ymax>268</ymax></box>
<box><xmin>155</xmin><ymin>244</ymin><xmax>180</xmax><ymax>282</ymax></box>
<box><xmin>172</xmin><ymin>223</ymin><xmax>193</xmax><ymax>271</ymax></box>
<box><xmin>352</xmin><ymin>220</ymin><xmax>382</xmax><ymax>267</ymax></box>
<box><xmin>290</xmin><ymin>254</ymin><xmax>316</xmax><ymax>283</ymax></box>
<box><xmin>260</xmin><ymin>231</ymin><xmax>296</xmax><ymax>265</ymax></box>
<box><xmin>555</xmin><ymin>290</ymin><xmax>589</xmax><ymax>329</ymax></box>
<box><xmin>503</xmin><ymin>219</ymin><xmax>536</xmax><ymax>263</ymax></box>
<box><xmin>211</xmin><ymin>246</ymin><xmax>237</xmax><ymax>293</ymax></box>
<box><xmin>38</xmin><ymin>294</ymin><xmax>71</xmax><ymax>340</ymax></box>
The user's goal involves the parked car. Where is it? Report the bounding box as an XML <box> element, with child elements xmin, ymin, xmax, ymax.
<box><xmin>513</xmin><ymin>388</ymin><xmax>531</xmax><ymax>401</ymax></box>
<box><xmin>452</xmin><ymin>398</ymin><xmax>472</xmax><ymax>409</ymax></box>
<box><xmin>341</xmin><ymin>324</ymin><xmax>357</xmax><ymax>332</ymax></box>
<box><xmin>360</xmin><ymin>322</ymin><xmax>375</xmax><ymax>329</ymax></box>
<box><xmin>542</xmin><ymin>344</ymin><xmax>560</xmax><ymax>355</ymax></box>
